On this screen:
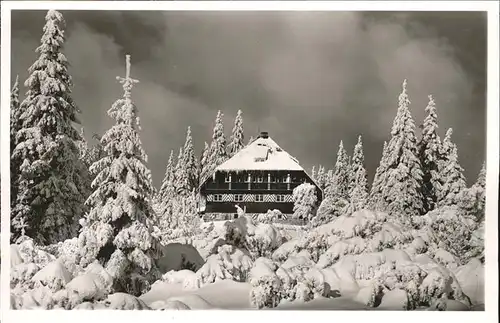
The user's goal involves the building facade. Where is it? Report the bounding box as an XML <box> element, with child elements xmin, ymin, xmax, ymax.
<box><xmin>198</xmin><ymin>132</ymin><xmax>322</xmax><ymax>219</ymax></box>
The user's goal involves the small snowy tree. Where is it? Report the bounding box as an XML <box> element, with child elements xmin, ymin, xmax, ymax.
<box><xmin>228</xmin><ymin>109</ymin><xmax>245</xmax><ymax>157</ymax></box>
<box><xmin>437</xmin><ymin>128</ymin><xmax>467</xmax><ymax>207</ymax></box>
<box><xmin>10</xmin><ymin>10</ymin><xmax>87</xmax><ymax>244</ymax></box>
<box><xmin>77</xmin><ymin>55</ymin><xmax>160</xmax><ymax>294</ymax></box>
<box><xmin>380</xmin><ymin>80</ymin><xmax>424</xmax><ymax>224</ymax></box>
<box><xmin>248</xmin><ymin>135</ymin><xmax>255</xmax><ymax>145</ymax></box>
<box><xmin>350</xmin><ymin>136</ymin><xmax>369</xmax><ymax>211</ymax></box>
<box><xmin>418</xmin><ymin>95</ymin><xmax>444</xmax><ymax>213</ymax></box>
<box><xmin>369</xmin><ymin>141</ymin><xmax>389</xmax><ymax>211</ymax></box>
<box><xmin>159</xmin><ymin>150</ymin><xmax>176</xmax><ymax>201</ymax></box>
<box><xmin>311</xmin><ymin>166</ymin><xmax>317</xmax><ymax>182</ymax></box>
<box><xmin>182</xmin><ymin>126</ymin><xmax>198</xmax><ymax>192</ymax></box>
<box><xmin>292</xmin><ymin>183</ymin><xmax>318</xmax><ymax>221</ymax></box>
<box><xmin>460</xmin><ymin>162</ymin><xmax>486</xmax><ymax>223</ymax></box>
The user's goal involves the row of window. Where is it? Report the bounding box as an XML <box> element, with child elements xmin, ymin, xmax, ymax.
<box><xmin>212</xmin><ymin>194</ymin><xmax>289</xmax><ymax>202</ymax></box>
<box><xmin>224</xmin><ymin>174</ymin><xmax>291</xmax><ymax>183</ymax></box>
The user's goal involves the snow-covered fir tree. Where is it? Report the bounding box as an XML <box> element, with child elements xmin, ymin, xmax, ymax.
<box><xmin>380</xmin><ymin>80</ymin><xmax>424</xmax><ymax>224</ymax></box>
<box><xmin>349</xmin><ymin>135</ymin><xmax>369</xmax><ymax>211</ymax></box>
<box><xmin>228</xmin><ymin>109</ymin><xmax>245</xmax><ymax>157</ymax></box>
<box><xmin>418</xmin><ymin>95</ymin><xmax>443</xmax><ymax>213</ymax></box>
<box><xmin>182</xmin><ymin>126</ymin><xmax>198</xmax><ymax>192</ymax></box>
<box><xmin>10</xmin><ymin>10</ymin><xmax>86</xmax><ymax>244</ymax></box>
<box><xmin>76</xmin><ymin>128</ymin><xmax>93</xmax><ymax>204</ymax></box>
<box><xmin>10</xmin><ymin>75</ymin><xmax>22</xmax><ymax>223</ymax></box>
<box><xmin>199</xmin><ymin>141</ymin><xmax>211</xmax><ymax>185</ymax></box>
<box><xmin>174</xmin><ymin>146</ymin><xmax>190</xmax><ymax>196</ymax></box>
<box><xmin>159</xmin><ymin>150</ymin><xmax>176</xmax><ymax>201</ymax></box>
<box><xmin>316</xmin><ymin>165</ymin><xmax>326</xmax><ymax>190</ymax></box>
<box><xmin>437</xmin><ymin>128</ymin><xmax>467</xmax><ymax>207</ymax></box>
<box><xmin>369</xmin><ymin>140</ymin><xmax>389</xmax><ymax>210</ymax></box>
<box><xmin>77</xmin><ymin>55</ymin><xmax>160</xmax><ymax>293</ymax></box>
<box><xmin>292</xmin><ymin>183</ymin><xmax>318</xmax><ymax>221</ymax></box>
<box><xmin>204</xmin><ymin>110</ymin><xmax>227</xmax><ymax>182</ymax></box>
<box><xmin>327</xmin><ymin>141</ymin><xmax>350</xmax><ymax>200</ymax></box>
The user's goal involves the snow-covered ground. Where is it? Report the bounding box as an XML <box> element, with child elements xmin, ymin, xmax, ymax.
<box><xmin>9</xmin><ymin>209</ymin><xmax>484</xmax><ymax>311</ymax></box>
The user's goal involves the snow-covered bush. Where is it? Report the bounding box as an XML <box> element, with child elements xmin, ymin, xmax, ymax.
<box><xmin>249</xmin><ymin>258</ymin><xmax>282</xmax><ymax>309</ymax></box>
<box><xmin>256</xmin><ymin>209</ymin><xmax>282</xmax><ymax>224</ymax></box>
<box><xmin>15</xmin><ymin>238</ymin><xmax>56</xmax><ymax>268</ymax></box>
<box><xmin>223</xmin><ymin>216</ymin><xmax>282</xmax><ymax>259</ymax></box>
<box><xmin>313</xmin><ymin>196</ymin><xmax>352</xmax><ymax>226</ymax></box>
<box><xmin>415</xmin><ymin>205</ymin><xmax>479</xmax><ymax>266</ymax></box>
<box><xmin>194</xmin><ymin>244</ymin><xmax>253</xmax><ymax>287</ymax></box>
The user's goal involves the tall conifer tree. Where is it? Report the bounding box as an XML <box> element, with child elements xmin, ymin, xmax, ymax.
<box><xmin>228</xmin><ymin>109</ymin><xmax>245</xmax><ymax>157</ymax></box>
<box><xmin>350</xmin><ymin>136</ymin><xmax>369</xmax><ymax>211</ymax></box>
<box><xmin>11</xmin><ymin>11</ymin><xmax>86</xmax><ymax>244</ymax></box>
<box><xmin>182</xmin><ymin>126</ymin><xmax>198</xmax><ymax>191</ymax></box>
<box><xmin>77</xmin><ymin>55</ymin><xmax>159</xmax><ymax>289</ymax></box>
<box><xmin>380</xmin><ymin>80</ymin><xmax>424</xmax><ymax>223</ymax></box>
<box><xmin>418</xmin><ymin>95</ymin><xmax>443</xmax><ymax>213</ymax></box>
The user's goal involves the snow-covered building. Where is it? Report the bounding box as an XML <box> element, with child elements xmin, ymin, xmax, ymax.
<box><xmin>198</xmin><ymin>132</ymin><xmax>322</xmax><ymax>218</ymax></box>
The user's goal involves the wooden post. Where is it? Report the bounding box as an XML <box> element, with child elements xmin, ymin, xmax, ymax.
<box><xmin>287</xmin><ymin>173</ymin><xmax>291</xmax><ymax>190</ymax></box>
<box><xmin>229</xmin><ymin>173</ymin><xmax>232</xmax><ymax>190</ymax></box>
<box><xmin>248</xmin><ymin>173</ymin><xmax>251</xmax><ymax>190</ymax></box>
<box><xmin>267</xmin><ymin>173</ymin><xmax>271</xmax><ymax>190</ymax></box>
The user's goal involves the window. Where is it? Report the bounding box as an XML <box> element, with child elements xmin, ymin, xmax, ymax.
<box><xmin>257</xmin><ymin>175</ymin><xmax>264</xmax><ymax>183</ymax></box>
<box><xmin>276</xmin><ymin>195</ymin><xmax>285</xmax><ymax>202</ymax></box>
<box><xmin>224</xmin><ymin>173</ymin><xmax>231</xmax><ymax>183</ymax></box>
<box><xmin>235</xmin><ymin>194</ymin><xmax>243</xmax><ymax>202</ymax></box>
<box><xmin>214</xmin><ymin>194</ymin><xmax>223</xmax><ymax>202</ymax></box>
<box><xmin>244</xmin><ymin>174</ymin><xmax>251</xmax><ymax>183</ymax></box>
<box><xmin>255</xmin><ymin>194</ymin><xmax>263</xmax><ymax>202</ymax></box>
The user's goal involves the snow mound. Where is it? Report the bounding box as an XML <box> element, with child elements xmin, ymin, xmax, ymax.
<box><xmin>104</xmin><ymin>293</ymin><xmax>151</xmax><ymax>310</ymax></box>
<box><xmin>65</xmin><ymin>272</ymin><xmax>109</xmax><ymax>303</ymax></box>
<box><xmin>32</xmin><ymin>259</ymin><xmax>72</xmax><ymax>291</ymax></box>
<box><xmin>11</xmin><ymin>245</ymin><xmax>24</xmax><ymax>267</ymax></box>
<box><xmin>167</xmin><ymin>294</ymin><xmax>214</xmax><ymax>310</ymax></box>
<box><xmin>150</xmin><ymin>299</ymin><xmax>191</xmax><ymax>310</ymax></box>
<box><xmin>161</xmin><ymin>269</ymin><xmax>198</xmax><ymax>290</ymax></box>
<box><xmin>378</xmin><ymin>289</ymin><xmax>408</xmax><ymax>310</ymax></box>
<box><xmin>454</xmin><ymin>258</ymin><xmax>484</xmax><ymax>305</ymax></box>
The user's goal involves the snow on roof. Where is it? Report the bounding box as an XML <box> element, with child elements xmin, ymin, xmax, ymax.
<box><xmin>216</xmin><ymin>136</ymin><xmax>304</xmax><ymax>172</ymax></box>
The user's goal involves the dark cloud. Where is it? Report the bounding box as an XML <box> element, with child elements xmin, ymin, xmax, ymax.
<box><xmin>11</xmin><ymin>10</ymin><xmax>486</xmax><ymax>186</ymax></box>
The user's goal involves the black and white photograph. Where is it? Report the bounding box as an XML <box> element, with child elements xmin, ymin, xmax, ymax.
<box><xmin>1</xmin><ymin>0</ymin><xmax>498</xmax><ymax>318</ymax></box>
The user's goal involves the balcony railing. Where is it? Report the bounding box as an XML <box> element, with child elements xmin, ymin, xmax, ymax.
<box><xmin>205</xmin><ymin>181</ymin><xmax>304</xmax><ymax>191</ymax></box>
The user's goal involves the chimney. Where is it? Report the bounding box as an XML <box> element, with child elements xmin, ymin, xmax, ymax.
<box><xmin>259</xmin><ymin>131</ymin><xmax>269</xmax><ymax>139</ymax></box>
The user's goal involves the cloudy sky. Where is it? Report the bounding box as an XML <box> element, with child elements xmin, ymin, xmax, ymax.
<box><xmin>10</xmin><ymin>10</ymin><xmax>486</xmax><ymax>186</ymax></box>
